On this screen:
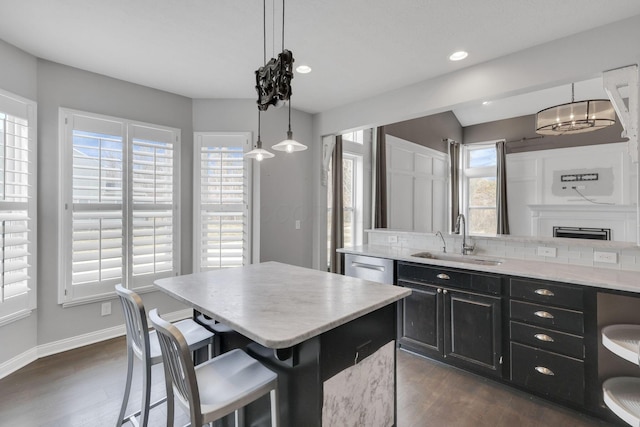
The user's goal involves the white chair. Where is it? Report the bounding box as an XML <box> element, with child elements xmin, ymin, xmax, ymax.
<box><xmin>115</xmin><ymin>284</ymin><xmax>214</xmax><ymax>427</ymax></box>
<box><xmin>149</xmin><ymin>308</ymin><xmax>279</xmax><ymax>427</ymax></box>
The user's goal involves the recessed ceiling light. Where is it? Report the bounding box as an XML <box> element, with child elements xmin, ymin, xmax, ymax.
<box><xmin>296</xmin><ymin>65</ymin><xmax>312</xmax><ymax>74</ymax></box>
<box><xmin>449</xmin><ymin>51</ymin><xmax>468</xmax><ymax>61</ymax></box>
<box><xmin>482</xmin><ymin>101</ymin><xmax>491</xmax><ymax>105</ymax></box>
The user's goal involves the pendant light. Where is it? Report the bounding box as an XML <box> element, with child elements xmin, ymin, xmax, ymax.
<box><xmin>272</xmin><ymin>100</ymin><xmax>307</xmax><ymax>153</ymax></box>
<box><xmin>245</xmin><ymin>111</ymin><xmax>274</xmax><ymax>161</ymax></box>
<box><xmin>535</xmin><ymin>83</ymin><xmax>616</xmax><ymax>135</ymax></box>
<box><xmin>271</xmin><ymin>0</ymin><xmax>306</xmax><ymax>153</ymax></box>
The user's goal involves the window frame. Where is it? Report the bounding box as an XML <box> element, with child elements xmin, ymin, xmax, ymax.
<box><xmin>0</xmin><ymin>88</ymin><xmax>37</xmax><ymax>326</ymax></box>
<box><xmin>461</xmin><ymin>142</ymin><xmax>497</xmax><ymax>236</ymax></box>
<box><xmin>192</xmin><ymin>132</ymin><xmax>253</xmax><ymax>273</ymax></box>
<box><xmin>58</xmin><ymin>108</ymin><xmax>181</xmax><ymax>306</ymax></box>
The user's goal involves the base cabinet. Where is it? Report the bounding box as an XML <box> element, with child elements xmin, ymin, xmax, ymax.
<box><xmin>397</xmin><ymin>262</ymin><xmax>503</xmax><ymax>378</ymax></box>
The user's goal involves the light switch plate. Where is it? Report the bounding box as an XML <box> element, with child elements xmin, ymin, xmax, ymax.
<box><xmin>537</xmin><ymin>247</ymin><xmax>557</xmax><ymax>257</ymax></box>
<box><xmin>594</xmin><ymin>251</ymin><xmax>617</xmax><ymax>264</ymax></box>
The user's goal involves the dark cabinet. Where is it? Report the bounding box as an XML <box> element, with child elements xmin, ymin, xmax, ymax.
<box><xmin>508</xmin><ymin>277</ymin><xmax>586</xmax><ymax>406</ymax></box>
<box><xmin>397</xmin><ymin>262</ymin><xmax>503</xmax><ymax>378</ymax></box>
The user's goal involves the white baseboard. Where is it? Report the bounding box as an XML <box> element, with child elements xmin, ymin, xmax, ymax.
<box><xmin>0</xmin><ymin>347</ymin><xmax>38</xmax><ymax>380</ymax></box>
<box><xmin>0</xmin><ymin>308</ymin><xmax>192</xmax><ymax>380</ymax></box>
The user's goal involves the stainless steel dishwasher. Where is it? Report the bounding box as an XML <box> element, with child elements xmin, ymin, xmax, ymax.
<box><xmin>344</xmin><ymin>254</ymin><xmax>394</xmax><ymax>285</ymax></box>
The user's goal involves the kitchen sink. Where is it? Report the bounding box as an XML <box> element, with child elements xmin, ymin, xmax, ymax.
<box><xmin>411</xmin><ymin>251</ymin><xmax>503</xmax><ymax>266</ymax></box>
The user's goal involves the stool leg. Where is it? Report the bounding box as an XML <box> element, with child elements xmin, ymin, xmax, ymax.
<box><xmin>117</xmin><ymin>345</ymin><xmax>134</xmax><ymax>425</ymax></box>
<box><xmin>140</xmin><ymin>355</ymin><xmax>152</xmax><ymax>427</ymax></box>
<box><xmin>270</xmin><ymin>388</ymin><xmax>279</xmax><ymax>427</ymax></box>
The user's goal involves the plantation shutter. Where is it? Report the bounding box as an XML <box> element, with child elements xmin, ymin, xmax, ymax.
<box><xmin>61</xmin><ymin>109</ymin><xmax>180</xmax><ymax>303</ymax></box>
<box><xmin>0</xmin><ymin>90</ymin><xmax>36</xmax><ymax>324</ymax></box>
<box><xmin>130</xmin><ymin>124</ymin><xmax>176</xmax><ymax>288</ymax></box>
<box><xmin>68</xmin><ymin>114</ymin><xmax>124</xmax><ymax>300</ymax></box>
<box><xmin>194</xmin><ymin>133</ymin><xmax>250</xmax><ymax>272</ymax></box>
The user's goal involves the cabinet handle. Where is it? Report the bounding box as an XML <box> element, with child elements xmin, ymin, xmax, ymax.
<box><xmin>534</xmin><ymin>333</ymin><xmax>555</xmax><ymax>342</ymax></box>
<box><xmin>535</xmin><ymin>288</ymin><xmax>555</xmax><ymax>297</ymax></box>
<box><xmin>437</xmin><ymin>288</ymin><xmax>442</xmax><ymax>293</ymax></box>
<box><xmin>534</xmin><ymin>310</ymin><xmax>554</xmax><ymax>319</ymax></box>
<box><xmin>443</xmin><ymin>289</ymin><xmax>448</xmax><ymax>294</ymax></box>
<box><xmin>535</xmin><ymin>366</ymin><xmax>555</xmax><ymax>376</ymax></box>
<box><xmin>437</xmin><ymin>273</ymin><xmax>450</xmax><ymax>280</ymax></box>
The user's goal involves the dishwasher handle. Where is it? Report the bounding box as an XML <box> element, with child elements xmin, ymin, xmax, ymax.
<box><xmin>350</xmin><ymin>262</ymin><xmax>386</xmax><ymax>272</ymax></box>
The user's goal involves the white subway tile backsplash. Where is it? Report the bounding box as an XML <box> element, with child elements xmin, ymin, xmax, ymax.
<box><xmin>365</xmin><ymin>230</ymin><xmax>640</xmax><ymax>272</ymax></box>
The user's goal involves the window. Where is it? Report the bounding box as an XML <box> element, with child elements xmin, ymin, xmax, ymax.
<box><xmin>59</xmin><ymin>109</ymin><xmax>180</xmax><ymax>304</ymax></box>
<box><xmin>342</xmin><ymin>130</ymin><xmax>364</xmax><ymax>144</ymax></box>
<box><xmin>193</xmin><ymin>133</ymin><xmax>252</xmax><ymax>272</ymax></box>
<box><xmin>462</xmin><ymin>143</ymin><xmax>497</xmax><ymax>235</ymax></box>
<box><xmin>0</xmin><ymin>89</ymin><xmax>37</xmax><ymax>325</ymax></box>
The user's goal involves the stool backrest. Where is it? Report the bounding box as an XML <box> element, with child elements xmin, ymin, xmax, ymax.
<box><xmin>149</xmin><ymin>308</ymin><xmax>202</xmax><ymax>423</ymax></box>
<box><xmin>115</xmin><ymin>284</ymin><xmax>150</xmax><ymax>361</ymax></box>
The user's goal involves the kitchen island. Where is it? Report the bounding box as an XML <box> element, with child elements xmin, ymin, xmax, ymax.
<box><xmin>154</xmin><ymin>261</ymin><xmax>410</xmax><ymax>427</ymax></box>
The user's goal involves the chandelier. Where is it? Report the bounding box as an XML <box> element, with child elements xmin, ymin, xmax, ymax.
<box><xmin>245</xmin><ymin>0</ymin><xmax>307</xmax><ymax>161</ymax></box>
<box><xmin>535</xmin><ymin>83</ymin><xmax>616</xmax><ymax>136</ymax></box>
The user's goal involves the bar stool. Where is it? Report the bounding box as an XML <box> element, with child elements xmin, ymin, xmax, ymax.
<box><xmin>149</xmin><ymin>308</ymin><xmax>279</xmax><ymax>427</ymax></box>
<box><xmin>115</xmin><ymin>284</ymin><xmax>214</xmax><ymax>427</ymax></box>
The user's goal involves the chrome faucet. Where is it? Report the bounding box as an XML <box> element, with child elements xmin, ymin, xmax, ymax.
<box><xmin>455</xmin><ymin>214</ymin><xmax>475</xmax><ymax>255</ymax></box>
<box><xmin>435</xmin><ymin>231</ymin><xmax>447</xmax><ymax>253</ymax></box>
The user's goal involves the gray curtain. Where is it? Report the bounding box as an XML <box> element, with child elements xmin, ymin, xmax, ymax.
<box><xmin>374</xmin><ymin>127</ymin><xmax>388</xmax><ymax>228</ymax></box>
<box><xmin>496</xmin><ymin>140</ymin><xmax>510</xmax><ymax>234</ymax></box>
<box><xmin>449</xmin><ymin>140</ymin><xmax>460</xmax><ymax>233</ymax></box>
<box><xmin>329</xmin><ymin>136</ymin><xmax>344</xmax><ymax>274</ymax></box>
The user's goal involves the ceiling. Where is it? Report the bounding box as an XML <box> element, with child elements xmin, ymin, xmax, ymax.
<box><xmin>1</xmin><ymin>0</ymin><xmax>639</xmax><ymax>118</ymax></box>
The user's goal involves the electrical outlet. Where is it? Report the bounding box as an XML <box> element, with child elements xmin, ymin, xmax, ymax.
<box><xmin>537</xmin><ymin>247</ymin><xmax>557</xmax><ymax>257</ymax></box>
<box><xmin>594</xmin><ymin>251</ymin><xmax>617</xmax><ymax>264</ymax></box>
<box><xmin>101</xmin><ymin>302</ymin><xmax>111</xmax><ymax>316</ymax></box>
<box><xmin>388</xmin><ymin>235</ymin><xmax>398</xmax><ymax>243</ymax></box>
<box><xmin>295</xmin><ymin>220</ymin><xmax>301</xmax><ymax>230</ymax></box>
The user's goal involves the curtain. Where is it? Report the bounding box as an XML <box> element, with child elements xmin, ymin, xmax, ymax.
<box><xmin>329</xmin><ymin>135</ymin><xmax>344</xmax><ymax>274</ymax></box>
<box><xmin>449</xmin><ymin>140</ymin><xmax>460</xmax><ymax>233</ymax></box>
<box><xmin>374</xmin><ymin>127</ymin><xmax>388</xmax><ymax>228</ymax></box>
<box><xmin>496</xmin><ymin>140</ymin><xmax>510</xmax><ymax>234</ymax></box>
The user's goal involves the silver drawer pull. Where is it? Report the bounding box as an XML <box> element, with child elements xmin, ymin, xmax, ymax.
<box><xmin>534</xmin><ymin>333</ymin><xmax>555</xmax><ymax>342</ymax></box>
<box><xmin>534</xmin><ymin>310</ymin><xmax>554</xmax><ymax>319</ymax></box>
<box><xmin>535</xmin><ymin>366</ymin><xmax>555</xmax><ymax>376</ymax></box>
<box><xmin>351</xmin><ymin>262</ymin><xmax>385</xmax><ymax>272</ymax></box>
<box><xmin>535</xmin><ymin>288</ymin><xmax>555</xmax><ymax>297</ymax></box>
<box><xmin>437</xmin><ymin>273</ymin><xmax>450</xmax><ymax>280</ymax></box>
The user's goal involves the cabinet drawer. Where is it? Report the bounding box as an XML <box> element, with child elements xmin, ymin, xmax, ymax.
<box><xmin>510</xmin><ymin>300</ymin><xmax>583</xmax><ymax>334</ymax></box>
<box><xmin>510</xmin><ymin>278</ymin><xmax>583</xmax><ymax>310</ymax></box>
<box><xmin>510</xmin><ymin>342</ymin><xmax>584</xmax><ymax>405</ymax></box>
<box><xmin>510</xmin><ymin>321</ymin><xmax>584</xmax><ymax>359</ymax></box>
<box><xmin>397</xmin><ymin>262</ymin><xmax>501</xmax><ymax>295</ymax></box>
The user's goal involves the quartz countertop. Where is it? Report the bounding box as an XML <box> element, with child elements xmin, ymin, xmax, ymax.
<box><xmin>338</xmin><ymin>245</ymin><xmax>640</xmax><ymax>294</ymax></box>
<box><xmin>154</xmin><ymin>261</ymin><xmax>410</xmax><ymax>349</ymax></box>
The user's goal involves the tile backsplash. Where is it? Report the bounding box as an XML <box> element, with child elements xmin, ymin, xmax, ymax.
<box><xmin>366</xmin><ymin>229</ymin><xmax>640</xmax><ymax>272</ymax></box>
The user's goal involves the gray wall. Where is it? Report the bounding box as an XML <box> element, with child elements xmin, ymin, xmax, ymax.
<box><xmin>463</xmin><ymin>114</ymin><xmax>627</xmax><ymax>153</ymax></box>
<box><xmin>193</xmin><ymin>99</ymin><xmax>314</xmax><ymax>268</ymax></box>
<box><xmin>0</xmin><ymin>40</ymin><xmax>38</xmax><ymax>364</ymax></box>
<box><xmin>385</xmin><ymin>111</ymin><xmax>463</xmax><ymax>152</ymax></box>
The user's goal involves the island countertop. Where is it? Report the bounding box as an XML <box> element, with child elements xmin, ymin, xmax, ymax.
<box><xmin>154</xmin><ymin>261</ymin><xmax>410</xmax><ymax>349</ymax></box>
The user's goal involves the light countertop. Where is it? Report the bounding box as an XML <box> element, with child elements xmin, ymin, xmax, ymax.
<box><xmin>339</xmin><ymin>245</ymin><xmax>640</xmax><ymax>294</ymax></box>
<box><xmin>154</xmin><ymin>261</ymin><xmax>410</xmax><ymax>349</ymax></box>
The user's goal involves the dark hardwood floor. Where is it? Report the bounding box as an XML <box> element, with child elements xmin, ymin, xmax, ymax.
<box><xmin>0</xmin><ymin>337</ymin><xmax>615</xmax><ymax>426</ymax></box>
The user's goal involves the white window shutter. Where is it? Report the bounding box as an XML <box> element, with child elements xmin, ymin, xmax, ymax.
<box><xmin>194</xmin><ymin>133</ymin><xmax>251</xmax><ymax>272</ymax></box>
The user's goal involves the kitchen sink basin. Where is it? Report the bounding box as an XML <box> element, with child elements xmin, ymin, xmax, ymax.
<box><xmin>411</xmin><ymin>251</ymin><xmax>503</xmax><ymax>266</ymax></box>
